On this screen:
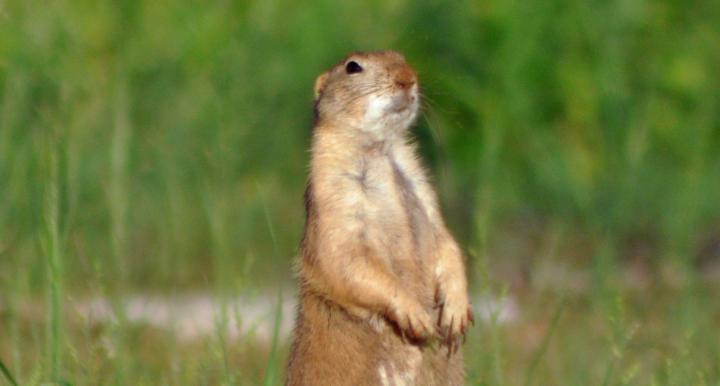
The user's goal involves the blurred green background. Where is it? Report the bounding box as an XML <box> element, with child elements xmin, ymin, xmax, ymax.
<box><xmin>1</xmin><ymin>0</ymin><xmax>719</xmax><ymax>385</ymax></box>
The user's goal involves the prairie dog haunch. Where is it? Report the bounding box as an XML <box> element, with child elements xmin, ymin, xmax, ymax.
<box><xmin>286</xmin><ymin>51</ymin><xmax>472</xmax><ymax>386</ymax></box>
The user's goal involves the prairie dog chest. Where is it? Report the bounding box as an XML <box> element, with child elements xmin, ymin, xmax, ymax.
<box><xmin>350</xmin><ymin>152</ymin><xmax>432</xmax><ymax>248</ymax></box>
<box><xmin>354</xmin><ymin>154</ymin><xmax>408</xmax><ymax>214</ymax></box>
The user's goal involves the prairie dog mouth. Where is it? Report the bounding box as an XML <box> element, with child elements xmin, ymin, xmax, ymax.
<box><xmin>389</xmin><ymin>90</ymin><xmax>417</xmax><ymax>113</ymax></box>
<box><xmin>364</xmin><ymin>88</ymin><xmax>418</xmax><ymax>126</ymax></box>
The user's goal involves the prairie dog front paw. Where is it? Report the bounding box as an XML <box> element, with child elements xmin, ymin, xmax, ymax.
<box><xmin>388</xmin><ymin>294</ymin><xmax>435</xmax><ymax>341</ymax></box>
<box><xmin>437</xmin><ymin>285</ymin><xmax>473</xmax><ymax>352</ymax></box>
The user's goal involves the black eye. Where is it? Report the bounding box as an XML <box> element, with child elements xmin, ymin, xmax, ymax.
<box><xmin>345</xmin><ymin>61</ymin><xmax>363</xmax><ymax>74</ymax></box>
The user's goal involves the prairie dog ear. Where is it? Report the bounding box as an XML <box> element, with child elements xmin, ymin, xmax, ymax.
<box><xmin>313</xmin><ymin>72</ymin><xmax>329</xmax><ymax>100</ymax></box>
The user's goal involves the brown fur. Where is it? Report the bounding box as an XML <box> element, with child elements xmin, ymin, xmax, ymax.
<box><xmin>286</xmin><ymin>51</ymin><xmax>472</xmax><ymax>386</ymax></box>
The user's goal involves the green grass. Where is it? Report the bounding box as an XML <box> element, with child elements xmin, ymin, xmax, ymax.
<box><xmin>1</xmin><ymin>0</ymin><xmax>719</xmax><ymax>384</ymax></box>
<box><xmin>40</xmin><ymin>143</ymin><xmax>63</xmax><ymax>383</ymax></box>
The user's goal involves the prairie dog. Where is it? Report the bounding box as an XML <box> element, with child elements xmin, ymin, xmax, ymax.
<box><xmin>286</xmin><ymin>51</ymin><xmax>472</xmax><ymax>386</ymax></box>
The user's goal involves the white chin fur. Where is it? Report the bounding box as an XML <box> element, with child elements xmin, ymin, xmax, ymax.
<box><xmin>365</xmin><ymin>95</ymin><xmax>391</xmax><ymax>123</ymax></box>
<box><xmin>363</xmin><ymin>94</ymin><xmax>418</xmax><ymax>134</ymax></box>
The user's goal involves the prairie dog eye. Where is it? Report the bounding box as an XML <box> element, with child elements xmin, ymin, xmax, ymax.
<box><xmin>345</xmin><ymin>61</ymin><xmax>363</xmax><ymax>74</ymax></box>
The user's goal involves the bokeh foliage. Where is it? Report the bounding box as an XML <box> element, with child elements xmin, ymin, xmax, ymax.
<box><xmin>1</xmin><ymin>0</ymin><xmax>719</xmax><ymax>287</ymax></box>
<box><xmin>1</xmin><ymin>0</ymin><xmax>719</xmax><ymax>384</ymax></box>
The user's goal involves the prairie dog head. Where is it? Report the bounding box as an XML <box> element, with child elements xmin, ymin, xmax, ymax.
<box><xmin>314</xmin><ymin>51</ymin><xmax>419</xmax><ymax>136</ymax></box>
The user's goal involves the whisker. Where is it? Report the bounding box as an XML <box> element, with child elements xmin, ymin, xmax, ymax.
<box><xmin>419</xmin><ymin>92</ymin><xmax>447</xmax><ymax>116</ymax></box>
<box><xmin>341</xmin><ymin>86</ymin><xmax>388</xmax><ymax>107</ymax></box>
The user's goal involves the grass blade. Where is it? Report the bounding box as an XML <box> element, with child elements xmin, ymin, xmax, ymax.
<box><xmin>262</xmin><ymin>291</ymin><xmax>284</xmax><ymax>386</ymax></box>
<box><xmin>0</xmin><ymin>360</ymin><xmax>19</xmax><ymax>386</ymax></box>
<box><xmin>41</xmin><ymin>145</ymin><xmax>63</xmax><ymax>381</ymax></box>
<box><xmin>523</xmin><ymin>296</ymin><xmax>567</xmax><ymax>386</ymax></box>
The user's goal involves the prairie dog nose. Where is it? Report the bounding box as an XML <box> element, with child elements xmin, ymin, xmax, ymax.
<box><xmin>394</xmin><ymin>66</ymin><xmax>417</xmax><ymax>90</ymax></box>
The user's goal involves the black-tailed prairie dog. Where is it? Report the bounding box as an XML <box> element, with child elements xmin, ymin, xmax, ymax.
<box><xmin>286</xmin><ymin>51</ymin><xmax>473</xmax><ymax>386</ymax></box>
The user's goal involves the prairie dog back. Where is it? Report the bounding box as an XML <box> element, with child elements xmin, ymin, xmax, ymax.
<box><xmin>287</xmin><ymin>51</ymin><xmax>472</xmax><ymax>386</ymax></box>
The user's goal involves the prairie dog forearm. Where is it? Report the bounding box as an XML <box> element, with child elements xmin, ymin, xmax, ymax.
<box><xmin>434</xmin><ymin>235</ymin><xmax>468</xmax><ymax>294</ymax></box>
<box><xmin>304</xmin><ymin>243</ymin><xmax>414</xmax><ymax>317</ymax></box>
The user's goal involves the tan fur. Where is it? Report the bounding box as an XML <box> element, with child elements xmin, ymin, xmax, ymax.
<box><xmin>286</xmin><ymin>51</ymin><xmax>472</xmax><ymax>386</ymax></box>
